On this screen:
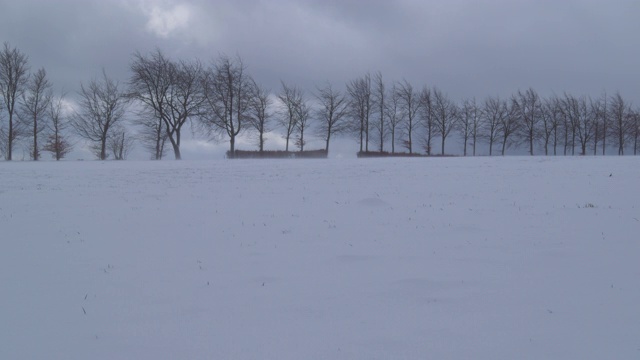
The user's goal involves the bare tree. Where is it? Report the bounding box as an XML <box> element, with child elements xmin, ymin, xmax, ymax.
<box><xmin>589</xmin><ymin>96</ymin><xmax>606</xmax><ymax>155</ymax></box>
<box><xmin>200</xmin><ymin>55</ymin><xmax>253</xmax><ymax>157</ymax></box>
<box><xmin>71</xmin><ymin>70</ymin><xmax>128</xmax><ymax>160</ymax></box>
<box><xmin>372</xmin><ymin>71</ymin><xmax>386</xmax><ymax>152</ymax></box>
<box><xmin>559</xmin><ymin>94</ymin><xmax>576</xmax><ymax>155</ymax></box>
<box><xmin>469</xmin><ymin>98</ymin><xmax>482</xmax><ymax>156</ymax></box>
<box><xmin>247</xmin><ymin>79</ymin><xmax>272</xmax><ymax>152</ymax></box>
<box><xmin>315</xmin><ymin>81</ymin><xmax>349</xmax><ymax>152</ymax></box>
<box><xmin>499</xmin><ymin>100</ymin><xmax>520</xmax><ymax>155</ymax></box>
<box><xmin>129</xmin><ymin>51</ymin><xmax>205</xmax><ymax>160</ymax></box>
<box><xmin>133</xmin><ymin>110</ymin><xmax>167</xmax><ymax>159</ymax></box>
<box><xmin>108</xmin><ymin>125</ymin><xmax>135</xmax><ymax>160</ymax></box>
<box><xmin>549</xmin><ymin>96</ymin><xmax>564</xmax><ymax>156</ymax></box>
<box><xmin>0</xmin><ymin>106</ymin><xmax>5</xmax><ymax>158</ymax></box>
<box><xmin>346</xmin><ymin>73</ymin><xmax>372</xmax><ymax>152</ymax></box>
<box><xmin>512</xmin><ymin>88</ymin><xmax>541</xmax><ymax>155</ymax></box>
<box><xmin>457</xmin><ymin>101</ymin><xmax>471</xmax><ymax>157</ymax></box>
<box><xmin>458</xmin><ymin>98</ymin><xmax>480</xmax><ymax>156</ymax></box>
<box><xmin>385</xmin><ymin>82</ymin><xmax>404</xmax><ymax>153</ymax></box>
<box><xmin>128</xmin><ymin>49</ymin><xmax>173</xmax><ymax>160</ymax></box>
<box><xmin>608</xmin><ymin>92</ymin><xmax>630</xmax><ymax>155</ymax></box>
<box><xmin>419</xmin><ymin>86</ymin><xmax>435</xmax><ymax>155</ymax></box>
<box><xmin>396</xmin><ymin>79</ymin><xmax>420</xmax><ymax>153</ymax></box>
<box><xmin>0</xmin><ymin>42</ymin><xmax>30</xmax><ymax>160</ymax></box>
<box><xmin>20</xmin><ymin>67</ymin><xmax>52</xmax><ymax>160</ymax></box>
<box><xmin>164</xmin><ymin>59</ymin><xmax>206</xmax><ymax>159</ymax></box>
<box><xmin>433</xmin><ymin>88</ymin><xmax>457</xmax><ymax>155</ymax></box>
<box><xmin>295</xmin><ymin>98</ymin><xmax>311</xmax><ymax>151</ymax></box>
<box><xmin>481</xmin><ymin>96</ymin><xmax>507</xmax><ymax>156</ymax></box>
<box><xmin>563</xmin><ymin>94</ymin><xmax>596</xmax><ymax>155</ymax></box>
<box><xmin>599</xmin><ymin>91</ymin><xmax>609</xmax><ymax>155</ymax></box>
<box><xmin>539</xmin><ymin>96</ymin><xmax>558</xmax><ymax>155</ymax></box>
<box><xmin>42</xmin><ymin>95</ymin><xmax>73</xmax><ymax>160</ymax></box>
<box><xmin>557</xmin><ymin>99</ymin><xmax>575</xmax><ymax>155</ymax></box>
<box><xmin>277</xmin><ymin>81</ymin><xmax>303</xmax><ymax>151</ymax></box>
<box><xmin>628</xmin><ymin>108</ymin><xmax>640</xmax><ymax>155</ymax></box>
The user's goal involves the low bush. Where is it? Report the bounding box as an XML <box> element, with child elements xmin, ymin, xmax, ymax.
<box><xmin>357</xmin><ymin>151</ymin><xmax>428</xmax><ymax>158</ymax></box>
<box><xmin>357</xmin><ymin>151</ymin><xmax>459</xmax><ymax>158</ymax></box>
<box><xmin>228</xmin><ymin>149</ymin><xmax>328</xmax><ymax>159</ymax></box>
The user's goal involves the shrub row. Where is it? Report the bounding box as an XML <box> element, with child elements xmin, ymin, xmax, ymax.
<box><xmin>357</xmin><ymin>151</ymin><xmax>429</xmax><ymax>158</ymax></box>
<box><xmin>227</xmin><ymin>149</ymin><xmax>328</xmax><ymax>159</ymax></box>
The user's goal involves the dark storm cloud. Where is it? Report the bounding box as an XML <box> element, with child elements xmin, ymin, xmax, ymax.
<box><xmin>2</xmin><ymin>0</ymin><xmax>640</xmax><ymax>102</ymax></box>
<box><xmin>1</xmin><ymin>1</ymin><xmax>142</xmax><ymax>92</ymax></box>
<box><xmin>195</xmin><ymin>0</ymin><xmax>640</xmax><ymax>100</ymax></box>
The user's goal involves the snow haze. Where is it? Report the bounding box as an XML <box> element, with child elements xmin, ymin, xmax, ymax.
<box><xmin>1</xmin><ymin>157</ymin><xmax>639</xmax><ymax>359</ymax></box>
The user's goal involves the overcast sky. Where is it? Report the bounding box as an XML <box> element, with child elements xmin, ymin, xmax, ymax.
<box><xmin>2</xmin><ymin>0</ymin><xmax>640</xmax><ymax>158</ymax></box>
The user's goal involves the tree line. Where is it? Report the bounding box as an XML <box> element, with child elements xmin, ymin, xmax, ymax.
<box><xmin>2</xmin><ymin>43</ymin><xmax>639</xmax><ymax>160</ymax></box>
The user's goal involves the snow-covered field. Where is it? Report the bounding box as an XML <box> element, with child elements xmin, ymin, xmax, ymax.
<box><xmin>1</xmin><ymin>157</ymin><xmax>639</xmax><ymax>359</ymax></box>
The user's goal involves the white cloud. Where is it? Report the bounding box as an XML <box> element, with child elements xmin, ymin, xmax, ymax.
<box><xmin>117</xmin><ymin>0</ymin><xmax>217</xmax><ymax>46</ymax></box>
<box><xmin>145</xmin><ymin>3</ymin><xmax>191</xmax><ymax>38</ymax></box>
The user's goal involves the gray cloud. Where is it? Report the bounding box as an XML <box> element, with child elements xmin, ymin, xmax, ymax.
<box><xmin>3</xmin><ymin>0</ymin><xmax>639</xmax><ymax>99</ymax></box>
<box><xmin>2</xmin><ymin>0</ymin><xmax>640</xmax><ymax>158</ymax></box>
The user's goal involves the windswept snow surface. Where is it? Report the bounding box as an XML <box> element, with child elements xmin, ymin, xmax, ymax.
<box><xmin>1</xmin><ymin>157</ymin><xmax>639</xmax><ymax>359</ymax></box>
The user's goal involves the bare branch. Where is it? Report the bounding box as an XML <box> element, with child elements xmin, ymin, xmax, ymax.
<box><xmin>71</xmin><ymin>70</ymin><xmax>128</xmax><ymax>160</ymax></box>
<box><xmin>277</xmin><ymin>81</ymin><xmax>303</xmax><ymax>151</ymax></box>
<box><xmin>199</xmin><ymin>54</ymin><xmax>253</xmax><ymax>156</ymax></box>
<box><xmin>0</xmin><ymin>42</ymin><xmax>30</xmax><ymax>160</ymax></box>
<box><xmin>314</xmin><ymin>81</ymin><xmax>348</xmax><ymax>152</ymax></box>
<box><xmin>20</xmin><ymin>67</ymin><xmax>52</xmax><ymax>160</ymax></box>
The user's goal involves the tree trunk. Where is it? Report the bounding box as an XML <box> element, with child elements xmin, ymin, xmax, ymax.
<box><xmin>379</xmin><ymin>121</ymin><xmax>384</xmax><ymax>152</ymax></box>
<box><xmin>593</xmin><ymin>125</ymin><xmax>598</xmax><ymax>156</ymax></box>
<box><xmin>602</xmin><ymin>123</ymin><xmax>607</xmax><ymax>155</ymax></box>
<box><xmin>473</xmin><ymin>135</ymin><xmax>476</xmax><ymax>156</ymax></box>
<box><xmin>7</xmin><ymin>115</ymin><xmax>13</xmax><ymax>160</ymax></box>
<box><xmin>55</xmin><ymin>132</ymin><xmax>61</xmax><ymax>160</ymax></box>
<box><xmin>118</xmin><ymin>132</ymin><xmax>125</xmax><ymax>160</ymax></box>
<box><xmin>168</xmin><ymin>132</ymin><xmax>181</xmax><ymax>160</ymax></box>
<box><xmin>33</xmin><ymin>123</ymin><xmax>40</xmax><ymax>161</ymax></box>
<box><xmin>544</xmin><ymin>138</ymin><xmax>548</xmax><ymax>156</ymax></box>
<box><xmin>426</xmin><ymin>125</ymin><xmax>432</xmax><ymax>155</ymax></box>
<box><xmin>155</xmin><ymin>118</ymin><xmax>163</xmax><ymax>160</ymax></box>
<box><xmin>300</xmin><ymin>128</ymin><xmax>304</xmax><ymax>151</ymax></box>
<box><xmin>391</xmin><ymin>129</ymin><xmax>395</xmax><ymax>153</ymax></box>
<box><xmin>33</xmin><ymin>115</ymin><xmax>39</xmax><ymax>161</ymax></box>
<box><xmin>365</xmin><ymin>122</ymin><xmax>369</xmax><ymax>152</ymax></box>
<box><xmin>100</xmin><ymin>139</ymin><xmax>107</xmax><ymax>160</ymax></box>
<box><xmin>172</xmin><ymin>143</ymin><xmax>181</xmax><ymax>160</ymax></box>
<box><xmin>229</xmin><ymin>136</ymin><xmax>235</xmax><ymax>158</ymax></box>
<box><xmin>618</xmin><ymin>130</ymin><xmax>624</xmax><ymax>155</ymax></box>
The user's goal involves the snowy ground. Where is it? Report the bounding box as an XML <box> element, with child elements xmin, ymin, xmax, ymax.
<box><xmin>1</xmin><ymin>156</ymin><xmax>639</xmax><ymax>359</ymax></box>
